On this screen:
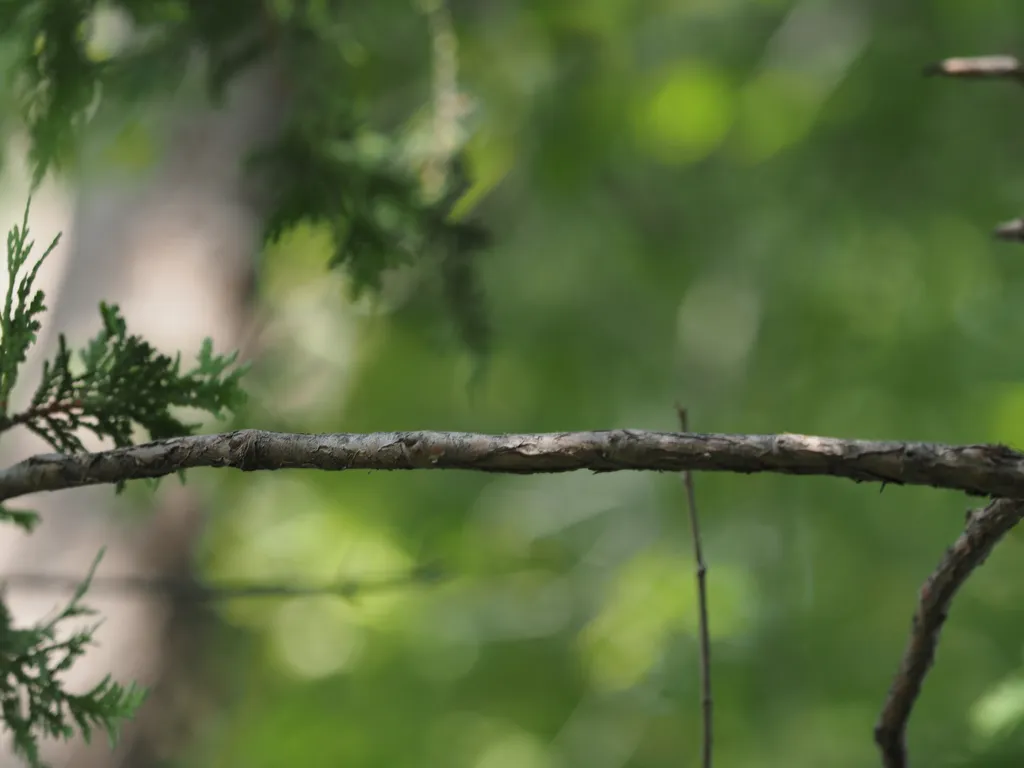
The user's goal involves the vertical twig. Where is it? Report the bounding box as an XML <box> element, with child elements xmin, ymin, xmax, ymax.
<box><xmin>677</xmin><ymin>406</ymin><xmax>712</xmax><ymax>768</ymax></box>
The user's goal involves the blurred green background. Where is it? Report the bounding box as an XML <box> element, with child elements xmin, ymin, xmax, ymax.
<box><xmin>12</xmin><ymin>0</ymin><xmax>1024</xmax><ymax>766</ymax></box>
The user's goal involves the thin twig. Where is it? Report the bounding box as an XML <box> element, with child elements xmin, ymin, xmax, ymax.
<box><xmin>926</xmin><ymin>55</ymin><xmax>1024</xmax><ymax>247</ymax></box>
<box><xmin>2</xmin><ymin>429</ymin><xmax>1024</xmax><ymax>504</ymax></box>
<box><xmin>0</xmin><ymin>564</ymin><xmax>447</xmax><ymax>602</ymax></box>
<box><xmin>677</xmin><ymin>407</ymin><xmax>712</xmax><ymax>768</ymax></box>
<box><xmin>874</xmin><ymin>498</ymin><xmax>1024</xmax><ymax>768</ymax></box>
<box><xmin>923</xmin><ymin>55</ymin><xmax>1024</xmax><ymax>82</ymax></box>
<box><xmin>994</xmin><ymin>218</ymin><xmax>1024</xmax><ymax>242</ymax></box>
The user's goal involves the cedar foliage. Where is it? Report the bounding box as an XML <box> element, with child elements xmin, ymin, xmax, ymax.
<box><xmin>0</xmin><ymin>1</ymin><xmax>484</xmax><ymax>763</ymax></box>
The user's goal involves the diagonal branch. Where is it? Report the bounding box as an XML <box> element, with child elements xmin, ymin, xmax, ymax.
<box><xmin>874</xmin><ymin>498</ymin><xmax>1024</xmax><ymax>768</ymax></box>
<box><xmin>1</xmin><ymin>429</ymin><xmax>1024</xmax><ymax>503</ymax></box>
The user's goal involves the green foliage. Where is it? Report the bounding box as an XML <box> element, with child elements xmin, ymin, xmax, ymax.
<box><xmin>24</xmin><ymin>308</ymin><xmax>245</xmax><ymax>455</ymax></box>
<box><xmin>0</xmin><ymin>0</ymin><xmax>101</xmax><ymax>183</ymax></box>
<box><xmin>0</xmin><ymin>200</ymin><xmax>247</xmax><ymax>763</ymax></box>
<box><xmin>0</xmin><ymin>201</ymin><xmax>58</xmax><ymax>417</ymax></box>
<box><xmin>0</xmin><ymin>199</ymin><xmax>247</xmax><ymax>458</ymax></box>
<box><xmin>12</xmin><ymin>2</ymin><xmax>1024</xmax><ymax>768</ymax></box>
<box><xmin>0</xmin><ymin>2</ymin><xmax>493</xmax><ymax>762</ymax></box>
<box><xmin>0</xmin><ymin>505</ymin><xmax>40</xmax><ymax>533</ymax></box>
<box><xmin>434</xmin><ymin>158</ymin><xmax>492</xmax><ymax>361</ymax></box>
<box><xmin>0</xmin><ymin>551</ymin><xmax>145</xmax><ymax>768</ymax></box>
<box><xmin>256</xmin><ymin>129</ymin><xmax>491</xmax><ymax>355</ymax></box>
<box><xmin>0</xmin><ymin>0</ymin><xmax>492</xmax><ymax>357</ymax></box>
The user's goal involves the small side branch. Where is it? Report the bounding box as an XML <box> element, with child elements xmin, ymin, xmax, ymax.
<box><xmin>874</xmin><ymin>498</ymin><xmax>1024</xmax><ymax>768</ymax></box>
<box><xmin>2</xmin><ymin>430</ymin><xmax>1024</xmax><ymax>503</ymax></box>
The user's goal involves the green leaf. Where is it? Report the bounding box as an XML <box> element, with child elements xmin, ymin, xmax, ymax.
<box><xmin>0</xmin><ymin>506</ymin><xmax>40</xmax><ymax>532</ymax></box>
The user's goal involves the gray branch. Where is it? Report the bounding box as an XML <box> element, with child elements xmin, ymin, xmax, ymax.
<box><xmin>2</xmin><ymin>428</ymin><xmax>1023</xmax><ymax>503</ymax></box>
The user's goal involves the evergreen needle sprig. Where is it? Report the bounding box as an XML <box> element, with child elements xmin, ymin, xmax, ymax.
<box><xmin>8</xmin><ymin>304</ymin><xmax>248</xmax><ymax>458</ymax></box>
<box><xmin>0</xmin><ymin>200</ymin><xmax>247</xmax><ymax>766</ymax></box>
<box><xmin>0</xmin><ymin>551</ymin><xmax>146</xmax><ymax>768</ymax></box>
<box><xmin>0</xmin><ymin>199</ymin><xmax>248</xmax><ymax>462</ymax></box>
<box><xmin>0</xmin><ymin>199</ymin><xmax>59</xmax><ymax>419</ymax></box>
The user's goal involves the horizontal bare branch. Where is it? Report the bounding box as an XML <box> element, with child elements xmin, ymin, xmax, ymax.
<box><xmin>1</xmin><ymin>429</ymin><xmax>1023</xmax><ymax>503</ymax></box>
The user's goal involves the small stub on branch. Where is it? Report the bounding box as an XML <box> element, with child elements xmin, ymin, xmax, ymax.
<box><xmin>923</xmin><ymin>55</ymin><xmax>1024</xmax><ymax>81</ymax></box>
<box><xmin>994</xmin><ymin>218</ymin><xmax>1024</xmax><ymax>242</ymax></box>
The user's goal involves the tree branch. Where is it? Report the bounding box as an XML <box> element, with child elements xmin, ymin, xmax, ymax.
<box><xmin>2</xmin><ymin>429</ymin><xmax>1024</xmax><ymax>503</ymax></box>
<box><xmin>874</xmin><ymin>498</ymin><xmax>1024</xmax><ymax>768</ymax></box>
<box><xmin>923</xmin><ymin>55</ymin><xmax>1024</xmax><ymax>82</ymax></box>
<box><xmin>994</xmin><ymin>217</ymin><xmax>1024</xmax><ymax>242</ymax></box>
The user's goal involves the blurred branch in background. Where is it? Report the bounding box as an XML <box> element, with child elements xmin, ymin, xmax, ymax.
<box><xmin>0</xmin><ymin>563</ymin><xmax>447</xmax><ymax>602</ymax></box>
<box><xmin>924</xmin><ymin>55</ymin><xmax>1024</xmax><ymax>82</ymax></box>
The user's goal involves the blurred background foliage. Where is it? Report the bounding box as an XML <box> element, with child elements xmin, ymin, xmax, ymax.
<box><xmin>7</xmin><ymin>0</ymin><xmax>1024</xmax><ymax>766</ymax></box>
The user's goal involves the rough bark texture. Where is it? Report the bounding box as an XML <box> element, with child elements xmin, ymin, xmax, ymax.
<box><xmin>1</xmin><ymin>429</ymin><xmax>1023</xmax><ymax>503</ymax></box>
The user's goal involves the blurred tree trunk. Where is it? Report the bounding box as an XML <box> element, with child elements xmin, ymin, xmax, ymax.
<box><xmin>0</xmin><ymin>53</ymin><xmax>289</xmax><ymax>768</ymax></box>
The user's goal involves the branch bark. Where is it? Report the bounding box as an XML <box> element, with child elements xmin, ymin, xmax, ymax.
<box><xmin>874</xmin><ymin>498</ymin><xmax>1024</xmax><ymax>768</ymax></box>
<box><xmin>2</xmin><ymin>428</ymin><xmax>1024</xmax><ymax>503</ymax></box>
